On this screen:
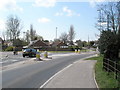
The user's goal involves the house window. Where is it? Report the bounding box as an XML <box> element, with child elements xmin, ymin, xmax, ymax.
<box><xmin>60</xmin><ymin>46</ymin><xmax>68</xmax><ymax>48</ymax></box>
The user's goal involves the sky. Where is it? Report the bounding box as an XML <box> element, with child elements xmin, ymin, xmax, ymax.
<box><xmin>0</xmin><ymin>0</ymin><xmax>116</xmax><ymax>41</ymax></box>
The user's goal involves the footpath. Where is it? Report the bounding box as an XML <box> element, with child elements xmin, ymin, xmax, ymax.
<box><xmin>42</xmin><ymin>59</ymin><xmax>98</xmax><ymax>88</ymax></box>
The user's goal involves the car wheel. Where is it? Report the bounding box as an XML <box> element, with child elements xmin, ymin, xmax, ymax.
<box><xmin>23</xmin><ymin>55</ymin><xmax>25</xmax><ymax>57</ymax></box>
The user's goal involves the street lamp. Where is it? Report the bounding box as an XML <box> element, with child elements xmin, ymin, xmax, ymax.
<box><xmin>56</xmin><ymin>27</ymin><xmax>58</xmax><ymax>52</ymax></box>
<box><xmin>56</xmin><ymin>27</ymin><xmax>57</xmax><ymax>39</ymax></box>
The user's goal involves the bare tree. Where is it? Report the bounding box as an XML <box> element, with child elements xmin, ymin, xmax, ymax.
<box><xmin>96</xmin><ymin>2</ymin><xmax>120</xmax><ymax>57</ymax></box>
<box><xmin>59</xmin><ymin>32</ymin><xmax>68</xmax><ymax>44</ymax></box>
<box><xmin>68</xmin><ymin>25</ymin><xmax>75</xmax><ymax>45</ymax></box>
<box><xmin>117</xmin><ymin>1</ymin><xmax>120</xmax><ymax>34</ymax></box>
<box><xmin>96</xmin><ymin>2</ymin><xmax>119</xmax><ymax>33</ymax></box>
<box><xmin>6</xmin><ymin>15</ymin><xmax>22</xmax><ymax>41</ymax></box>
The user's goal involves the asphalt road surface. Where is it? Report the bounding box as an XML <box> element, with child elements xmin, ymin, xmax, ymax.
<box><xmin>1</xmin><ymin>52</ymin><xmax>31</xmax><ymax>66</ymax></box>
<box><xmin>2</xmin><ymin>51</ymin><xmax>96</xmax><ymax>88</ymax></box>
<box><xmin>1</xmin><ymin>52</ymin><xmax>73</xmax><ymax>66</ymax></box>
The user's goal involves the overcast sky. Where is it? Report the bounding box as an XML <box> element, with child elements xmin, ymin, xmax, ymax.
<box><xmin>1</xmin><ymin>0</ymin><xmax>116</xmax><ymax>41</ymax></box>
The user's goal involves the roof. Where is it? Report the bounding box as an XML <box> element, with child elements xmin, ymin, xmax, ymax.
<box><xmin>52</xmin><ymin>41</ymin><xmax>68</xmax><ymax>47</ymax></box>
<box><xmin>28</xmin><ymin>40</ymin><xmax>48</xmax><ymax>47</ymax></box>
<box><xmin>0</xmin><ymin>37</ymin><xmax>3</xmax><ymax>41</ymax></box>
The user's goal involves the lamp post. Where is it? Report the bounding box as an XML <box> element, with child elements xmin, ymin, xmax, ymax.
<box><xmin>56</xmin><ymin>27</ymin><xmax>57</xmax><ymax>39</ymax></box>
<box><xmin>56</xmin><ymin>27</ymin><xmax>58</xmax><ymax>52</ymax></box>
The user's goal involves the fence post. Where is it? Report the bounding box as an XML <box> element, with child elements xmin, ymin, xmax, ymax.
<box><xmin>114</xmin><ymin>61</ymin><xmax>117</xmax><ymax>80</ymax></box>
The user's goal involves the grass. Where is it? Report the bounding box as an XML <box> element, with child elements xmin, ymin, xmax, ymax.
<box><xmin>47</xmin><ymin>51</ymin><xmax>75</xmax><ymax>53</ymax></box>
<box><xmin>47</xmin><ymin>49</ymin><xmax>90</xmax><ymax>53</ymax></box>
<box><xmin>85</xmin><ymin>55</ymin><xmax>119</xmax><ymax>88</ymax></box>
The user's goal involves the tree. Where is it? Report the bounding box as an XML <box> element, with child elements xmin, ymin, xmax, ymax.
<box><xmin>6</xmin><ymin>15</ymin><xmax>22</xmax><ymax>42</ymax></box>
<box><xmin>34</xmin><ymin>35</ymin><xmax>43</xmax><ymax>41</ymax></box>
<box><xmin>97</xmin><ymin>2</ymin><xmax>120</xmax><ymax>54</ymax></box>
<box><xmin>89</xmin><ymin>41</ymin><xmax>95</xmax><ymax>47</ymax></box>
<box><xmin>44</xmin><ymin>40</ymin><xmax>49</xmax><ymax>42</ymax></box>
<box><xmin>75</xmin><ymin>40</ymin><xmax>82</xmax><ymax>48</ymax></box>
<box><xmin>82</xmin><ymin>41</ymin><xmax>87</xmax><ymax>47</ymax></box>
<box><xmin>13</xmin><ymin>38</ymin><xmax>28</xmax><ymax>47</ymax></box>
<box><xmin>68</xmin><ymin>25</ymin><xmax>75</xmax><ymax>45</ymax></box>
<box><xmin>96</xmin><ymin>2</ymin><xmax>119</xmax><ymax>33</ymax></box>
<box><xmin>59</xmin><ymin>32</ymin><xmax>68</xmax><ymax>44</ymax></box>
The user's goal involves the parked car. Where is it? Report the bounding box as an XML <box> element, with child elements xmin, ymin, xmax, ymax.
<box><xmin>23</xmin><ymin>48</ymin><xmax>37</xmax><ymax>57</ymax></box>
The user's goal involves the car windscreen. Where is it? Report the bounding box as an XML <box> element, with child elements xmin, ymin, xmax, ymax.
<box><xmin>32</xmin><ymin>49</ymin><xmax>37</xmax><ymax>52</ymax></box>
<box><xmin>24</xmin><ymin>49</ymin><xmax>30</xmax><ymax>52</ymax></box>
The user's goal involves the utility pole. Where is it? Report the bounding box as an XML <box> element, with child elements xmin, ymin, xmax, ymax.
<box><xmin>88</xmin><ymin>35</ymin><xmax>90</xmax><ymax>49</ymax></box>
<box><xmin>55</xmin><ymin>27</ymin><xmax>58</xmax><ymax>52</ymax></box>
<box><xmin>56</xmin><ymin>27</ymin><xmax>57</xmax><ymax>39</ymax></box>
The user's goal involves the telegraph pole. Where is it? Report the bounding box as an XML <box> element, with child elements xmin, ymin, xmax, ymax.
<box><xmin>56</xmin><ymin>27</ymin><xmax>57</xmax><ymax>39</ymax></box>
<box><xmin>55</xmin><ymin>27</ymin><xmax>58</xmax><ymax>52</ymax></box>
<box><xmin>88</xmin><ymin>35</ymin><xmax>90</xmax><ymax>49</ymax></box>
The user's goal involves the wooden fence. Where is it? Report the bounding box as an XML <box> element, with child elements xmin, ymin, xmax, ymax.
<box><xmin>103</xmin><ymin>58</ymin><xmax>120</xmax><ymax>88</ymax></box>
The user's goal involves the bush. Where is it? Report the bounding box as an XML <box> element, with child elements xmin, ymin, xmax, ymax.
<box><xmin>5</xmin><ymin>46</ymin><xmax>13</xmax><ymax>51</ymax></box>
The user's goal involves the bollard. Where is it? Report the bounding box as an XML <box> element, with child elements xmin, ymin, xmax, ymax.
<box><xmin>75</xmin><ymin>49</ymin><xmax>77</xmax><ymax>53</ymax></box>
<box><xmin>36</xmin><ymin>52</ymin><xmax>41</xmax><ymax>60</ymax></box>
<box><xmin>44</xmin><ymin>51</ymin><xmax>48</xmax><ymax>58</ymax></box>
<box><xmin>78</xmin><ymin>49</ymin><xmax>80</xmax><ymax>54</ymax></box>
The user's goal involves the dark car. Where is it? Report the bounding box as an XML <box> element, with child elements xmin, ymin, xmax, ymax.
<box><xmin>23</xmin><ymin>49</ymin><xmax>37</xmax><ymax>57</ymax></box>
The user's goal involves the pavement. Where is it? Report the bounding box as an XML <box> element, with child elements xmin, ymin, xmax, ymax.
<box><xmin>43</xmin><ymin>59</ymin><xmax>98</xmax><ymax>88</ymax></box>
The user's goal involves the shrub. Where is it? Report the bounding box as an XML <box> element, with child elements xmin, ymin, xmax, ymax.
<box><xmin>5</xmin><ymin>46</ymin><xmax>13</xmax><ymax>51</ymax></box>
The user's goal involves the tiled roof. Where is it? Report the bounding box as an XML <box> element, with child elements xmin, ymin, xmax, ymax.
<box><xmin>28</xmin><ymin>40</ymin><xmax>48</xmax><ymax>47</ymax></box>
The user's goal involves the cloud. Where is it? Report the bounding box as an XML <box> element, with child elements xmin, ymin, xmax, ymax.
<box><xmin>77</xmin><ymin>13</ymin><xmax>80</xmax><ymax>16</ymax></box>
<box><xmin>63</xmin><ymin>6</ymin><xmax>73</xmax><ymax>16</ymax></box>
<box><xmin>33</xmin><ymin>0</ymin><xmax>56</xmax><ymax>7</ymax></box>
<box><xmin>0</xmin><ymin>0</ymin><xmax>23</xmax><ymax>12</ymax></box>
<box><xmin>55</xmin><ymin>12</ymin><xmax>63</xmax><ymax>16</ymax></box>
<box><xmin>38</xmin><ymin>17</ymin><xmax>51</xmax><ymax>23</ymax></box>
<box><xmin>0</xmin><ymin>19</ymin><xmax>5</xmax><ymax>31</ymax></box>
<box><xmin>55</xmin><ymin>6</ymin><xmax>80</xmax><ymax>17</ymax></box>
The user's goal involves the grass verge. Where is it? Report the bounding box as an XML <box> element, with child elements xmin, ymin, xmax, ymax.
<box><xmin>85</xmin><ymin>55</ymin><xmax>119</xmax><ymax>88</ymax></box>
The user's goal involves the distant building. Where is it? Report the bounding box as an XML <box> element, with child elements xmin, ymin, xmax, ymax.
<box><xmin>0</xmin><ymin>37</ymin><xmax>3</xmax><ymax>45</ymax></box>
<box><xmin>27</xmin><ymin>39</ymin><xmax>48</xmax><ymax>49</ymax></box>
<box><xmin>23</xmin><ymin>40</ymin><xmax>72</xmax><ymax>51</ymax></box>
<box><xmin>51</xmin><ymin>41</ymin><xmax>68</xmax><ymax>48</ymax></box>
<box><xmin>4</xmin><ymin>41</ymin><xmax>13</xmax><ymax>46</ymax></box>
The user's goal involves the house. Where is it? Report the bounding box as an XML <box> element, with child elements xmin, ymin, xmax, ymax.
<box><xmin>0</xmin><ymin>37</ymin><xmax>3</xmax><ymax>45</ymax></box>
<box><xmin>4</xmin><ymin>41</ymin><xmax>13</xmax><ymax>46</ymax></box>
<box><xmin>25</xmin><ymin>39</ymin><xmax>48</xmax><ymax>49</ymax></box>
<box><xmin>51</xmin><ymin>41</ymin><xmax>68</xmax><ymax>48</ymax></box>
<box><xmin>23</xmin><ymin>40</ymin><xmax>72</xmax><ymax>51</ymax></box>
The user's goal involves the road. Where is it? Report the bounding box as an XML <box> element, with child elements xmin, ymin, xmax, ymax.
<box><xmin>2</xmin><ymin>51</ymin><xmax>96</xmax><ymax>88</ymax></box>
<box><xmin>1</xmin><ymin>52</ymin><xmax>31</xmax><ymax>66</ymax></box>
<box><xmin>1</xmin><ymin>52</ymin><xmax>73</xmax><ymax>66</ymax></box>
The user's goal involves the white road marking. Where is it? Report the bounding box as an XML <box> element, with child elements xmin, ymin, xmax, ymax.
<box><xmin>12</xmin><ymin>60</ymin><xmax>18</xmax><ymax>62</ymax></box>
<box><xmin>0</xmin><ymin>59</ymin><xmax>19</xmax><ymax>64</ymax></box>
